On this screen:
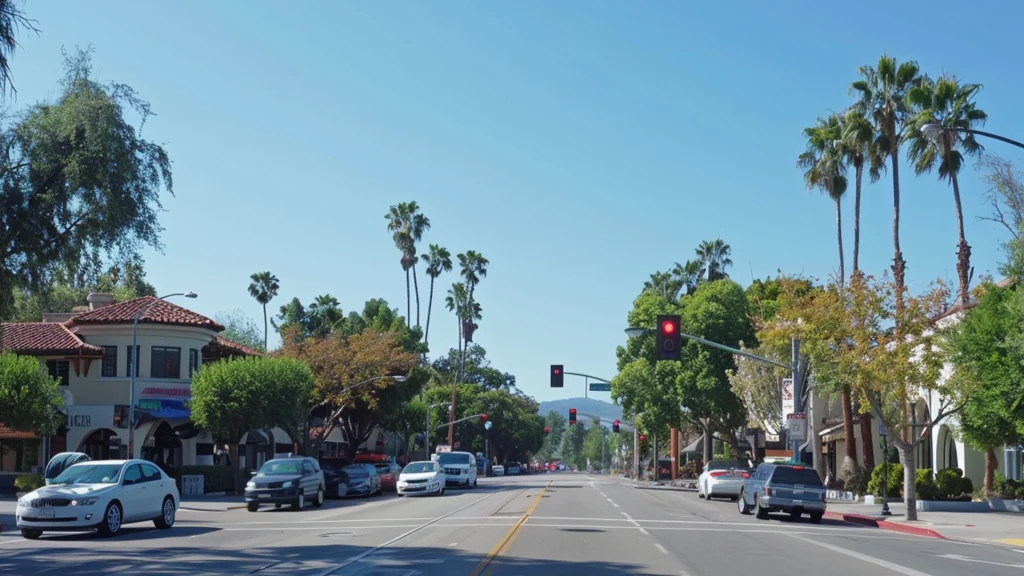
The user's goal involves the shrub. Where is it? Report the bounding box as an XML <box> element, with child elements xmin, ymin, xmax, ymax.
<box><xmin>867</xmin><ymin>462</ymin><xmax>903</xmax><ymax>497</ymax></box>
<box><xmin>915</xmin><ymin>468</ymin><xmax>938</xmax><ymax>501</ymax></box>
<box><xmin>845</xmin><ymin>466</ymin><xmax>870</xmax><ymax>495</ymax></box>
<box><xmin>14</xmin><ymin>473</ymin><xmax>44</xmax><ymax>493</ymax></box>
<box><xmin>679</xmin><ymin>460</ymin><xmax>700</xmax><ymax>479</ymax></box>
<box><xmin>959</xmin><ymin>476</ymin><xmax>974</xmax><ymax>498</ymax></box>
<box><xmin>936</xmin><ymin>468</ymin><xmax>963</xmax><ymax>499</ymax></box>
<box><xmin>995</xmin><ymin>476</ymin><xmax>1023</xmax><ymax>500</ymax></box>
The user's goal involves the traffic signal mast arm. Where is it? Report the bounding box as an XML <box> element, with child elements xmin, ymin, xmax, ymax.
<box><xmin>561</xmin><ymin>371</ymin><xmax>611</xmax><ymax>383</ymax></box>
<box><xmin>675</xmin><ymin>332</ymin><xmax>789</xmax><ymax>370</ymax></box>
<box><xmin>433</xmin><ymin>413</ymin><xmax>488</xmax><ymax>431</ymax></box>
<box><xmin>574</xmin><ymin>412</ymin><xmax>633</xmax><ymax>430</ymax></box>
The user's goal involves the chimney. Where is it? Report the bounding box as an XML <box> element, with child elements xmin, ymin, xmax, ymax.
<box><xmin>86</xmin><ymin>292</ymin><xmax>115</xmax><ymax>311</ymax></box>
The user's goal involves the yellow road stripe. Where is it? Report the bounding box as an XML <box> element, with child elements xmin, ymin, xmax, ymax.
<box><xmin>995</xmin><ymin>538</ymin><xmax>1024</xmax><ymax>547</ymax></box>
<box><xmin>469</xmin><ymin>481</ymin><xmax>551</xmax><ymax>576</ymax></box>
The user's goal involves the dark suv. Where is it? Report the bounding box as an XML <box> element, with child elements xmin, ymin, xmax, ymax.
<box><xmin>737</xmin><ymin>463</ymin><xmax>826</xmax><ymax>523</ymax></box>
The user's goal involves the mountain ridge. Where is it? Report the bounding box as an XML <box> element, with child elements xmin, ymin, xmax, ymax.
<box><xmin>538</xmin><ymin>397</ymin><xmax>622</xmax><ymax>426</ymax></box>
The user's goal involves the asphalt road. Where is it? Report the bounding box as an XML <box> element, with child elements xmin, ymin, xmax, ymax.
<box><xmin>1</xmin><ymin>472</ymin><xmax>1024</xmax><ymax>575</ymax></box>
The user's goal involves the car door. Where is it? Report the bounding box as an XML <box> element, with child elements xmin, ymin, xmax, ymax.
<box><xmin>302</xmin><ymin>460</ymin><xmax>318</xmax><ymax>495</ymax></box>
<box><xmin>119</xmin><ymin>464</ymin><xmax>148</xmax><ymax>522</ymax></box>
<box><xmin>139</xmin><ymin>463</ymin><xmax>167</xmax><ymax>518</ymax></box>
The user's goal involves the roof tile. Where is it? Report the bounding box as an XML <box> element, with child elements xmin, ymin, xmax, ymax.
<box><xmin>202</xmin><ymin>336</ymin><xmax>263</xmax><ymax>359</ymax></box>
<box><xmin>1</xmin><ymin>323</ymin><xmax>104</xmax><ymax>356</ymax></box>
<box><xmin>66</xmin><ymin>296</ymin><xmax>224</xmax><ymax>331</ymax></box>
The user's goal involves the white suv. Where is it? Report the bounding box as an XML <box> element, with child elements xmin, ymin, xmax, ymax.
<box><xmin>436</xmin><ymin>451</ymin><xmax>478</xmax><ymax>488</ymax></box>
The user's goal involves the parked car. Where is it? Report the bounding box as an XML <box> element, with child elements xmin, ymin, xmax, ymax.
<box><xmin>397</xmin><ymin>461</ymin><xmax>445</xmax><ymax>496</ymax></box>
<box><xmin>697</xmin><ymin>459</ymin><xmax>751</xmax><ymax>500</ymax></box>
<box><xmin>492</xmin><ymin>465</ymin><xmax>505</xmax><ymax>477</ymax></box>
<box><xmin>737</xmin><ymin>462</ymin><xmax>826</xmax><ymax>523</ymax></box>
<box><xmin>17</xmin><ymin>459</ymin><xmax>179</xmax><ymax>539</ymax></box>
<box><xmin>244</xmin><ymin>457</ymin><xmax>326</xmax><ymax>512</ymax></box>
<box><xmin>319</xmin><ymin>458</ymin><xmax>350</xmax><ymax>498</ymax></box>
<box><xmin>43</xmin><ymin>452</ymin><xmax>91</xmax><ymax>486</ymax></box>
<box><xmin>340</xmin><ymin>463</ymin><xmax>382</xmax><ymax>497</ymax></box>
<box><xmin>506</xmin><ymin>463</ymin><xmax>521</xmax><ymax>476</ymax></box>
<box><xmin>374</xmin><ymin>462</ymin><xmax>402</xmax><ymax>492</ymax></box>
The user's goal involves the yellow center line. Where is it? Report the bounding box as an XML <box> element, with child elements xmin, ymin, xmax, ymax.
<box><xmin>469</xmin><ymin>481</ymin><xmax>551</xmax><ymax>576</ymax></box>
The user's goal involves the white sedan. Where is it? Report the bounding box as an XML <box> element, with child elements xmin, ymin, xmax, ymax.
<box><xmin>697</xmin><ymin>459</ymin><xmax>751</xmax><ymax>500</ymax></box>
<box><xmin>397</xmin><ymin>461</ymin><xmax>445</xmax><ymax>496</ymax></box>
<box><xmin>16</xmin><ymin>459</ymin><xmax>179</xmax><ymax>539</ymax></box>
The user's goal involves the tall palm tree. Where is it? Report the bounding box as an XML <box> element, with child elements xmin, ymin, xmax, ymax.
<box><xmin>307</xmin><ymin>294</ymin><xmax>343</xmax><ymax>337</ymax></box>
<box><xmin>0</xmin><ymin>1</ymin><xmax>37</xmax><ymax>99</ymax></box>
<box><xmin>408</xmin><ymin>209</ymin><xmax>431</xmax><ymax>328</ymax></box>
<box><xmin>457</xmin><ymin>250</ymin><xmax>489</xmax><ymax>304</ymax></box>
<box><xmin>799</xmin><ymin>114</ymin><xmax>849</xmax><ymax>283</ymax></box>
<box><xmin>850</xmin><ymin>54</ymin><xmax>923</xmax><ymax>313</ymax></box>
<box><xmin>421</xmin><ymin>244</ymin><xmax>452</xmax><ymax>347</ymax></box>
<box><xmin>445</xmin><ymin>282</ymin><xmax>469</xmax><ymax>356</ymax></box>
<box><xmin>248</xmin><ymin>271</ymin><xmax>279</xmax><ymax>351</ymax></box>
<box><xmin>386</xmin><ymin>203</ymin><xmax>413</xmax><ymax>326</ymax></box>
<box><xmin>644</xmin><ymin>271</ymin><xmax>675</xmax><ymax>299</ymax></box>
<box><xmin>670</xmin><ymin>260</ymin><xmax>703</xmax><ymax>298</ymax></box>
<box><xmin>907</xmin><ymin>75</ymin><xmax>987</xmax><ymax>307</ymax></box>
<box><xmin>799</xmin><ymin>114</ymin><xmax>858</xmax><ymax>473</ymax></box>
<box><xmin>695</xmin><ymin>239</ymin><xmax>733</xmax><ymax>281</ymax></box>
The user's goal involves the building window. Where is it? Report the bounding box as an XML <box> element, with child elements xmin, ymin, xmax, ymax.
<box><xmin>45</xmin><ymin>360</ymin><xmax>69</xmax><ymax>386</ymax></box>
<box><xmin>189</xmin><ymin>349</ymin><xmax>200</xmax><ymax>377</ymax></box>
<box><xmin>101</xmin><ymin>346</ymin><xmax>118</xmax><ymax>377</ymax></box>
<box><xmin>151</xmin><ymin>347</ymin><xmax>181</xmax><ymax>379</ymax></box>
<box><xmin>125</xmin><ymin>345</ymin><xmax>140</xmax><ymax>377</ymax></box>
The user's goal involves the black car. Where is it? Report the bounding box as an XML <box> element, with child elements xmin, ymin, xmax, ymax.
<box><xmin>244</xmin><ymin>457</ymin><xmax>326</xmax><ymax>512</ymax></box>
<box><xmin>320</xmin><ymin>458</ymin><xmax>351</xmax><ymax>498</ymax></box>
<box><xmin>339</xmin><ymin>463</ymin><xmax>382</xmax><ymax>497</ymax></box>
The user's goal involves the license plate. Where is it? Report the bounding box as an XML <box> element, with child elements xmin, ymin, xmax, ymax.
<box><xmin>792</xmin><ymin>500</ymin><xmax>803</xmax><ymax>506</ymax></box>
<box><xmin>40</xmin><ymin>509</ymin><xmax>55</xmax><ymax>518</ymax></box>
<box><xmin>792</xmin><ymin>489</ymin><xmax>804</xmax><ymax>495</ymax></box>
<box><xmin>258</xmin><ymin>494</ymin><xmax>270</xmax><ymax>498</ymax></box>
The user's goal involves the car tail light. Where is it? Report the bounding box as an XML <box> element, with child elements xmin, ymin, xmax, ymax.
<box><xmin>740</xmin><ymin>472</ymin><xmax>750</xmax><ymax>479</ymax></box>
<box><xmin>710</xmin><ymin>471</ymin><xmax>728</xmax><ymax>478</ymax></box>
<box><xmin>792</xmin><ymin>466</ymin><xmax>804</xmax><ymax>470</ymax></box>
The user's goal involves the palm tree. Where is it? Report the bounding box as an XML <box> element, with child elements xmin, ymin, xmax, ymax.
<box><xmin>799</xmin><ymin>114</ymin><xmax>849</xmax><ymax>283</ymax></box>
<box><xmin>445</xmin><ymin>282</ymin><xmax>469</xmax><ymax>356</ymax></box>
<box><xmin>907</xmin><ymin>75</ymin><xmax>987</xmax><ymax>307</ymax></box>
<box><xmin>307</xmin><ymin>294</ymin><xmax>343</xmax><ymax>337</ymax></box>
<box><xmin>457</xmin><ymin>250</ymin><xmax>489</xmax><ymax>304</ymax></box>
<box><xmin>799</xmin><ymin>114</ymin><xmax>858</xmax><ymax>473</ymax></box>
<box><xmin>0</xmin><ymin>1</ymin><xmax>37</xmax><ymax>99</ymax></box>
<box><xmin>695</xmin><ymin>239</ymin><xmax>733</xmax><ymax>281</ymax></box>
<box><xmin>408</xmin><ymin>208</ymin><xmax>431</xmax><ymax>328</ymax></box>
<box><xmin>850</xmin><ymin>54</ymin><xmax>923</xmax><ymax>311</ymax></box>
<box><xmin>644</xmin><ymin>271</ymin><xmax>675</xmax><ymax>299</ymax></box>
<box><xmin>421</xmin><ymin>244</ymin><xmax>452</xmax><ymax>347</ymax></box>
<box><xmin>670</xmin><ymin>260</ymin><xmax>703</xmax><ymax>298</ymax></box>
<box><xmin>248</xmin><ymin>271</ymin><xmax>280</xmax><ymax>351</ymax></box>
<box><xmin>386</xmin><ymin>201</ymin><xmax>431</xmax><ymax>329</ymax></box>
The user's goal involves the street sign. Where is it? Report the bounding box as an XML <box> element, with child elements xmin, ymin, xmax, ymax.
<box><xmin>786</xmin><ymin>412</ymin><xmax>807</xmax><ymax>442</ymax></box>
<box><xmin>589</xmin><ymin>382</ymin><xmax>611</xmax><ymax>392</ymax></box>
<box><xmin>878</xmin><ymin>422</ymin><xmax>887</xmax><ymax>437</ymax></box>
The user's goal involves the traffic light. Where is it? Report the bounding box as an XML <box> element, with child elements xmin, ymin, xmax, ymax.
<box><xmin>639</xmin><ymin>434</ymin><xmax>646</xmax><ymax>442</ymax></box>
<box><xmin>656</xmin><ymin>315</ymin><xmax>682</xmax><ymax>360</ymax></box>
<box><xmin>550</xmin><ymin>365</ymin><xmax>564</xmax><ymax>387</ymax></box>
<box><xmin>569</xmin><ymin>408</ymin><xmax>577</xmax><ymax>425</ymax></box>
<box><xmin>544</xmin><ymin>426</ymin><xmax>550</xmax><ymax>434</ymax></box>
<box><xmin>612</xmin><ymin>420</ymin><xmax>620</xmax><ymax>433</ymax></box>
<box><xmin>480</xmin><ymin>414</ymin><xmax>488</xmax><ymax>423</ymax></box>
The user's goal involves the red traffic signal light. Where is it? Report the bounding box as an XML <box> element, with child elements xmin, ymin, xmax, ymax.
<box><xmin>612</xmin><ymin>420</ymin><xmax>620</xmax><ymax>433</ymax></box>
<box><xmin>550</xmin><ymin>365</ymin><xmax>564</xmax><ymax>388</ymax></box>
<box><xmin>656</xmin><ymin>315</ymin><xmax>682</xmax><ymax>360</ymax></box>
<box><xmin>480</xmin><ymin>414</ymin><xmax>488</xmax><ymax>422</ymax></box>
<box><xmin>544</xmin><ymin>426</ymin><xmax>550</xmax><ymax>434</ymax></box>
<box><xmin>661</xmin><ymin>319</ymin><xmax>675</xmax><ymax>334</ymax></box>
<box><xmin>639</xmin><ymin>434</ymin><xmax>646</xmax><ymax>442</ymax></box>
<box><xmin>569</xmin><ymin>408</ymin><xmax>577</xmax><ymax>425</ymax></box>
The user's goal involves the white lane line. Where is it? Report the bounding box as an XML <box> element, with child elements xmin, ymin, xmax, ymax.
<box><xmin>654</xmin><ymin>543</ymin><xmax>669</xmax><ymax>554</ymax></box>
<box><xmin>317</xmin><ymin>490</ymin><xmax>502</xmax><ymax>576</ymax></box>
<box><xmin>783</xmin><ymin>533</ymin><xmax>934</xmax><ymax>576</ymax></box>
<box><xmin>940</xmin><ymin>554</ymin><xmax>1024</xmax><ymax>568</ymax></box>
<box><xmin>619</xmin><ymin>510</ymin><xmax>650</xmax><ymax>536</ymax></box>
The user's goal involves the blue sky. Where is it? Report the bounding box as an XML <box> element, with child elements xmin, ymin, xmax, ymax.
<box><xmin>13</xmin><ymin>1</ymin><xmax>1024</xmax><ymax>404</ymax></box>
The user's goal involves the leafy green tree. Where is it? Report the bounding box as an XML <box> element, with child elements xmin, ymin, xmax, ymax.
<box><xmin>0</xmin><ymin>353</ymin><xmax>63</xmax><ymax>434</ymax></box>
<box><xmin>0</xmin><ymin>48</ymin><xmax>172</xmax><ymax>321</ymax></box>
<box><xmin>536</xmin><ymin>410</ymin><xmax>567</xmax><ymax>462</ymax></box>
<box><xmin>5</xmin><ymin>261</ymin><xmax>157</xmax><ymax>322</ymax></box>
<box><xmin>559</xmin><ymin>419</ymin><xmax>587</xmax><ymax>470</ymax></box>
<box><xmin>946</xmin><ymin>282</ymin><xmax>1023</xmax><ymax>493</ymax></box>
<box><xmin>431</xmin><ymin>344</ymin><xmax>515</xmax><ymax>391</ymax></box>
<box><xmin>248</xmin><ymin>271</ymin><xmax>279</xmax><ymax>351</ymax></box>
<box><xmin>379</xmin><ymin>399</ymin><xmax>427</xmax><ymax>455</ymax></box>
<box><xmin>190</xmin><ymin>356</ymin><xmax>314</xmax><ymax>490</ymax></box>
<box><xmin>907</xmin><ymin>76</ymin><xmax>987</xmax><ymax>307</ymax></box>
<box><xmin>583</xmin><ymin>420</ymin><xmax>609</xmax><ymax>469</ymax></box>
<box><xmin>214</xmin><ymin>309</ymin><xmax>266</xmax><ymax>353</ymax></box>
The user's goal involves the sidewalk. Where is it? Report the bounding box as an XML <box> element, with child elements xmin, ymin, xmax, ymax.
<box><xmin>178</xmin><ymin>494</ymin><xmax>246</xmax><ymax>512</ymax></box>
<box><xmin>825</xmin><ymin>501</ymin><xmax>1024</xmax><ymax>548</ymax></box>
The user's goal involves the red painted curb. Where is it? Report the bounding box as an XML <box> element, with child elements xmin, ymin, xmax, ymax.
<box><xmin>824</xmin><ymin>511</ymin><xmax>946</xmax><ymax>539</ymax></box>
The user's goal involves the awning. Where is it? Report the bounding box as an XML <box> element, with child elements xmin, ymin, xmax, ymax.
<box><xmin>136</xmin><ymin>398</ymin><xmax>191</xmax><ymax>422</ymax></box>
<box><xmin>819</xmin><ymin>423</ymin><xmax>844</xmax><ymax>443</ymax></box>
<box><xmin>681</xmin><ymin>435</ymin><xmax>704</xmax><ymax>453</ymax></box>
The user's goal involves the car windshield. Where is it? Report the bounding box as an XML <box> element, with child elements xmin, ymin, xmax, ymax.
<box><xmin>51</xmin><ymin>463</ymin><xmax>123</xmax><ymax>485</ymax></box>
<box><xmin>343</xmin><ymin>464</ymin><xmax>368</xmax><ymax>476</ymax></box>
<box><xmin>257</xmin><ymin>460</ymin><xmax>302</xmax><ymax>476</ymax></box>
<box><xmin>708</xmin><ymin>459</ymin><xmax>746</xmax><ymax>471</ymax></box>
<box><xmin>770</xmin><ymin>467</ymin><xmax>824</xmax><ymax>486</ymax></box>
<box><xmin>374</xmin><ymin>463</ymin><xmax>391</xmax><ymax>473</ymax></box>
<box><xmin>403</xmin><ymin>462</ymin><xmax>437</xmax><ymax>474</ymax></box>
<box><xmin>437</xmin><ymin>453</ymin><xmax>468</xmax><ymax>466</ymax></box>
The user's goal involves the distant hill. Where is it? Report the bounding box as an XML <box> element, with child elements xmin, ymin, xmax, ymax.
<box><xmin>538</xmin><ymin>397</ymin><xmax>623</xmax><ymax>428</ymax></box>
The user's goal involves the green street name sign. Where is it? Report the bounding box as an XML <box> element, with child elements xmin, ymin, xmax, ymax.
<box><xmin>589</xmin><ymin>382</ymin><xmax>611</xmax><ymax>392</ymax></box>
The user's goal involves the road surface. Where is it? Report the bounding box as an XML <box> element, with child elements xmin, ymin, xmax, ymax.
<box><xmin>1</xmin><ymin>472</ymin><xmax>1022</xmax><ymax>575</ymax></box>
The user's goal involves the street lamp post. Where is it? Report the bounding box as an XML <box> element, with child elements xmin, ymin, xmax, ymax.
<box><xmin>128</xmin><ymin>292</ymin><xmax>197</xmax><ymax>458</ymax></box>
<box><xmin>484</xmin><ymin>420</ymin><xmax>493</xmax><ymax>466</ymax></box>
<box><xmin>879</xmin><ymin>422</ymin><xmax>892</xmax><ymax>516</ymax></box>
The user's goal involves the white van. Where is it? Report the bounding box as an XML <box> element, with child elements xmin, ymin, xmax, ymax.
<box><xmin>436</xmin><ymin>451</ymin><xmax>478</xmax><ymax>488</ymax></box>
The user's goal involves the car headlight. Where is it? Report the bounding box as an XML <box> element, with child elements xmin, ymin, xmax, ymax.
<box><xmin>246</xmin><ymin>481</ymin><xmax>255</xmax><ymax>489</ymax></box>
<box><xmin>71</xmin><ymin>497</ymin><xmax>99</xmax><ymax>507</ymax></box>
<box><xmin>282</xmin><ymin>481</ymin><xmax>294</xmax><ymax>489</ymax></box>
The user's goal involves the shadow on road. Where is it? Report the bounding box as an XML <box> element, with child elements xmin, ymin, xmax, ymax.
<box><xmin>0</xmin><ymin>541</ymin><xmax>651</xmax><ymax>575</ymax></box>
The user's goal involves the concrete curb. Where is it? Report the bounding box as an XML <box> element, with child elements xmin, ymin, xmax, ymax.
<box><xmin>632</xmin><ymin>484</ymin><xmax>698</xmax><ymax>492</ymax></box>
<box><xmin>179</xmin><ymin>504</ymin><xmax>246</xmax><ymax>512</ymax></box>
<box><xmin>824</xmin><ymin>511</ymin><xmax>946</xmax><ymax>539</ymax></box>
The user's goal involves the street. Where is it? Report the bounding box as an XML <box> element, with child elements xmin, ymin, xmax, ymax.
<box><xmin>1</xmin><ymin>472</ymin><xmax>1023</xmax><ymax>575</ymax></box>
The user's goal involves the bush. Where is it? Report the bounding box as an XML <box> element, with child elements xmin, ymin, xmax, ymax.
<box><xmin>915</xmin><ymin>468</ymin><xmax>938</xmax><ymax>501</ymax></box>
<box><xmin>867</xmin><ymin>462</ymin><xmax>903</xmax><ymax>497</ymax></box>
<box><xmin>959</xmin><ymin>476</ymin><xmax>974</xmax><ymax>498</ymax></box>
<box><xmin>14</xmin><ymin>473</ymin><xmax>44</xmax><ymax>492</ymax></box>
<box><xmin>995</xmin><ymin>475</ymin><xmax>1023</xmax><ymax>500</ymax></box>
<box><xmin>845</xmin><ymin>466</ymin><xmax>870</xmax><ymax>495</ymax></box>
<box><xmin>679</xmin><ymin>460</ymin><xmax>700</xmax><ymax>479</ymax></box>
<box><xmin>935</xmin><ymin>467</ymin><xmax>963</xmax><ymax>499</ymax></box>
<box><xmin>180</xmin><ymin>466</ymin><xmax>235</xmax><ymax>494</ymax></box>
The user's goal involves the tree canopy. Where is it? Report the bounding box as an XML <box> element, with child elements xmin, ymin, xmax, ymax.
<box><xmin>0</xmin><ymin>353</ymin><xmax>63</xmax><ymax>434</ymax></box>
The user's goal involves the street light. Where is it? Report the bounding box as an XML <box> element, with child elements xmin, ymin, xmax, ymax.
<box><xmin>128</xmin><ymin>292</ymin><xmax>197</xmax><ymax>458</ymax></box>
<box><xmin>921</xmin><ymin>123</ymin><xmax>1024</xmax><ymax>151</ymax></box>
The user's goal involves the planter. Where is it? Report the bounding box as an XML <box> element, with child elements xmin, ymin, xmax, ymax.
<box><xmin>916</xmin><ymin>499</ymin><xmax>991</xmax><ymax>512</ymax></box>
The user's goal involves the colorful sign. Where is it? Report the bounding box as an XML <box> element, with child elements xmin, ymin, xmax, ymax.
<box><xmin>141</xmin><ymin>387</ymin><xmax>190</xmax><ymax>398</ymax></box>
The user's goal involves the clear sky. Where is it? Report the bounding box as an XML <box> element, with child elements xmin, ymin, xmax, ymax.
<box><xmin>13</xmin><ymin>1</ymin><xmax>1024</xmax><ymax>404</ymax></box>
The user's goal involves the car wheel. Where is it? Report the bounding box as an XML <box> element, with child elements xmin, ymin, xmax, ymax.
<box><xmin>20</xmin><ymin>529</ymin><xmax>42</xmax><ymax>540</ymax></box>
<box><xmin>313</xmin><ymin>486</ymin><xmax>325</xmax><ymax>508</ymax></box>
<box><xmin>247</xmin><ymin>502</ymin><xmax>259</xmax><ymax>512</ymax></box>
<box><xmin>737</xmin><ymin>491</ymin><xmax>751</xmax><ymax>515</ymax></box>
<box><xmin>154</xmin><ymin>497</ymin><xmax>176</xmax><ymax>529</ymax></box>
<box><xmin>698</xmin><ymin>483</ymin><xmax>705</xmax><ymax>498</ymax></box>
<box><xmin>98</xmin><ymin>501</ymin><xmax>123</xmax><ymax>536</ymax></box>
<box><xmin>294</xmin><ymin>489</ymin><xmax>305</xmax><ymax>510</ymax></box>
<box><xmin>810</xmin><ymin>512</ymin><xmax>823</xmax><ymax>524</ymax></box>
<box><xmin>754</xmin><ymin>496</ymin><xmax>769</xmax><ymax>520</ymax></box>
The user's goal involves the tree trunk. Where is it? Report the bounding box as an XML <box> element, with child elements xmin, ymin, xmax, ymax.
<box><xmin>229</xmin><ymin>442</ymin><xmax>242</xmax><ymax>495</ymax></box>
<box><xmin>701</xmin><ymin>418</ymin><xmax>712</xmax><ymax>464</ymax></box>
<box><xmin>840</xmin><ymin>387</ymin><xmax>858</xmax><ymax>476</ymax></box>
<box><xmin>985</xmin><ymin>446</ymin><xmax>998</xmax><ymax>495</ymax></box>
<box><xmin>262</xmin><ymin>303</ymin><xmax>268</xmax><ymax>352</ymax></box>
<box><xmin>859</xmin><ymin>412</ymin><xmax>875</xmax><ymax>470</ymax></box>
<box><xmin>405</xmin><ymin>269</ymin><xmax>412</xmax><ymax>328</ymax></box>
<box><xmin>853</xmin><ymin>162</ymin><xmax>863</xmax><ymax>275</ymax></box>
<box><xmin>835</xmin><ymin>198</ymin><xmax>845</xmax><ymax>285</ymax></box>
<box><xmin>951</xmin><ymin>171</ymin><xmax>972</xmax><ymax>307</ymax></box>
<box><xmin>890</xmin><ymin>148</ymin><xmax>906</xmax><ymax>316</ymax></box>
<box><xmin>412</xmin><ymin>262</ymin><xmax>422</xmax><ymax>328</ymax></box>
<box><xmin>424</xmin><ymin>277</ymin><xmax>435</xmax><ymax>346</ymax></box>
<box><xmin>899</xmin><ymin>444</ymin><xmax>918</xmax><ymax>521</ymax></box>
